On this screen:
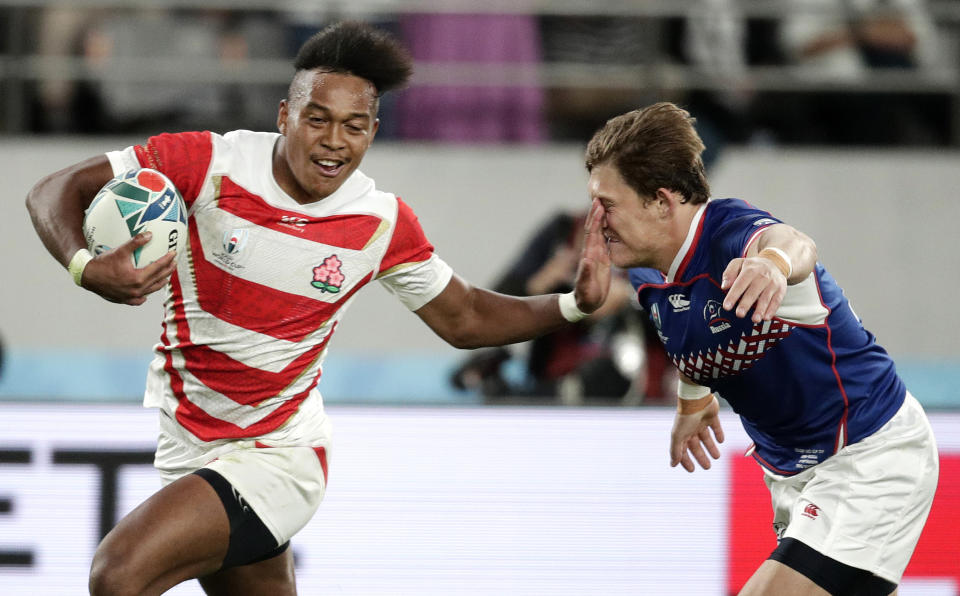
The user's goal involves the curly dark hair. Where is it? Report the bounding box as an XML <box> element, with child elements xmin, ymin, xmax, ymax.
<box><xmin>293</xmin><ymin>21</ymin><xmax>413</xmax><ymax>96</ymax></box>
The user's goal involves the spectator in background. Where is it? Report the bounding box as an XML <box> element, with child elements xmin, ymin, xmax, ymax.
<box><xmin>31</xmin><ymin>8</ymin><xmax>288</xmax><ymax>135</ymax></box>
<box><xmin>451</xmin><ymin>210</ymin><xmax>675</xmax><ymax>405</ymax></box>
<box><xmin>395</xmin><ymin>14</ymin><xmax>545</xmax><ymax>143</ymax></box>
<box><xmin>669</xmin><ymin>0</ymin><xmax>779</xmax><ymax>166</ymax></box>
<box><xmin>31</xmin><ymin>6</ymin><xmax>108</xmax><ymax>133</ymax></box>
<box><xmin>777</xmin><ymin>0</ymin><xmax>947</xmax><ymax>145</ymax></box>
<box><xmin>539</xmin><ymin>14</ymin><xmax>661</xmax><ymax>142</ymax></box>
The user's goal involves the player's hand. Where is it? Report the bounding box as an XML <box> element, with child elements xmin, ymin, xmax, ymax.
<box><xmin>81</xmin><ymin>232</ymin><xmax>178</xmax><ymax>306</ymax></box>
<box><xmin>721</xmin><ymin>256</ymin><xmax>787</xmax><ymax>323</ymax></box>
<box><xmin>669</xmin><ymin>396</ymin><xmax>724</xmax><ymax>472</ymax></box>
<box><xmin>573</xmin><ymin>199</ymin><xmax>611</xmax><ymax>314</ymax></box>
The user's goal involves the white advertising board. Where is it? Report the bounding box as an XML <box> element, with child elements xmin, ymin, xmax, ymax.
<box><xmin>0</xmin><ymin>404</ymin><xmax>957</xmax><ymax>595</ymax></box>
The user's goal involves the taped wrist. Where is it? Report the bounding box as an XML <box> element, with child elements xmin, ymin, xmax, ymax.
<box><xmin>758</xmin><ymin>247</ymin><xmax>792</xmax><ymax>278</ymax></box>
<box><xmin>677</xmin><ymin>379</ymin><xmax>713</xmax><ymax>415</ymax></box>
<box><xmin>68</xmin><ymin>248</ymin><xmax>93</xmax><ymax>287</ymax></box>
<box><xmin>558</xmin><ymin>291</ymin><xmax>588</xmax><ymax>323</ymax></box>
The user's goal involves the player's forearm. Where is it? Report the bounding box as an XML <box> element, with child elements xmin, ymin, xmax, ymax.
<box><xmin>26</xmin><ymin>156</ymin><xmax>113</xmax><ymax>267</ymax></box>
<box><xmin>755</xmin><ymin>225</ymin><xmax>818</xmax><ymax>284</ymax></box>
<box><xmin>26</xmin><ymin>168</ymin><xmax>90</xmax><ymax>267</ymax></box>
<box><xmin>454</xmin><ymin>289</ymin><xmax>569</xmax><ymax>349</ymax></box>
<box><xmin>417</xmin><ymin>277</ymin><xmax>570</xmax><ymax>349</ymax></box>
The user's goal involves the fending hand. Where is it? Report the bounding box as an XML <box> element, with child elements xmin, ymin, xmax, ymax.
<box><xmin>572</xmin><ymin>199</ymin><xmax>611</xmax><ymax>314</ymax></box>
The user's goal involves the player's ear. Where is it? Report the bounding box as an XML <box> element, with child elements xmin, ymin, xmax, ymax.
<box><xmin>655</xmin><ymin>188</ymin><xmax>673</xmax><ymax>217</ymax></box>
<box><xmin>277</xmin><ymin>99</ymin><xmax>289</xmax><ymax>135</ymax></box>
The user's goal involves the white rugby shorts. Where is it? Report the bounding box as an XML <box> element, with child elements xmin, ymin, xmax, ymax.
<box><xmin>155</xmin><ymin>410</ymin><xmax>329</xmax><ymax>545</ymax></box>
<box><xmin>762</xmin><ymin>392</ymin><xmax>939</xmax><ymax>584</ymax></box>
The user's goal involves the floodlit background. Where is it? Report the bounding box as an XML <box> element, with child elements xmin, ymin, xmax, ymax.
<box><xmin>1</xmin><ymin>2</ymin><xmax>958</xmax><ymax>594</ymax></box>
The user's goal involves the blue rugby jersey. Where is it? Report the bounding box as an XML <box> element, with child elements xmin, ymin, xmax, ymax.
<box><xmin>629</xmin><ymin>199</ymin><xmax>905</xmax><ymax>474</ymax></box>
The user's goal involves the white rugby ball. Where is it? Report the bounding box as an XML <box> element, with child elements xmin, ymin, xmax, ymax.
<box><xmin>83</xmin><ymin>168</ymin><xmax>187</xmax><ymax>268</ymax></box>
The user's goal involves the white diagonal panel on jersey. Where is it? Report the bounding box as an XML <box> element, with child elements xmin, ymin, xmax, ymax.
<box><xmin>194</xmin><ymin>209</ymin><xmax>387</xmax><ymax>299</ymax></box>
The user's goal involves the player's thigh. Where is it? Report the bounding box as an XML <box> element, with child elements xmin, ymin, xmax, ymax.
<box><xmin>198</xmin><ymin>545</ymin><xmax>296</xmax><ymax>596</ymax></box>
<box><xmin>90</xmin><ymin>473</ymin><xmax>229</xmax><ymax>595</ymax></box>
<box><xmin>739</xmin><ymin>559</ymin><xmax>832</xmax><ymax>596</ymax></box>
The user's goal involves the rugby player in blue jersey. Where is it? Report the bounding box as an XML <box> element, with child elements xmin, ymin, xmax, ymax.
<box><xmin>585</xmin><ymin>102</ymin><xmax>938</xmax><ymax>596</ymax></box>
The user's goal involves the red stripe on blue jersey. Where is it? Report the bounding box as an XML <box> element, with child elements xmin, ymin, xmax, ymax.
<box><xmin>674</xmin><ymin>207</ymin><xmax>708</xmax><ymax>281</ymax></box>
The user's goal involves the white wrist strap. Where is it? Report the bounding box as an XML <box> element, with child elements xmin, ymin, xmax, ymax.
<box><xmin>677</xmin><ymin>378</ymin><xmax>711</xmax><ymax>400</ymax></box>
<box><xmin>758</xmin><ymin>246</ymin><xmax>793</xmax><ymax>278</ymax></box>
<box><xmin>68</xmin><ymin>248</ymin><xmax>93</xmax><ymax>287</ymax></box>
<box><xmin>558</xmin><ymin>292</ymin><xmax>588</xmax><ymax>323</ymax></box>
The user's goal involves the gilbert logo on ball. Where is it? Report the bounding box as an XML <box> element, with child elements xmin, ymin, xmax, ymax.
<box><xmin>83</xmin><ymin>169</ymin><xmax>188</xmax><ymax>268</ymax></box>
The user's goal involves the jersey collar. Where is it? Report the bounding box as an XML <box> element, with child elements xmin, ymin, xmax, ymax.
<box><xmin>666</xmin><ymin>200</ymin><xmax>710</xmax><ymax>283</ymax></box>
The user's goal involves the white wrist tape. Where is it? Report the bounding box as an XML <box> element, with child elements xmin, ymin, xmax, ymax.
<box><xmin>677</xmin><ymin>378</ymin><xmax>711</xmax><ymax>400</ymax></box>
<box><xmin>758</xmin><ymin>246</ymin><xmax>793</xmax><ymax>278</ymax></box>
<box><xmin>68</xmin><ymin>248</ymin><xmax>93</xmax><ymax>287</ymax></box>
<box><xmin>558</xmin><ymin>292</ymin><xmax>588</xmax><ymax>323</ymax></box>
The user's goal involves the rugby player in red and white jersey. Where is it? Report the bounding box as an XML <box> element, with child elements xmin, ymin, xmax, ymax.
<box><xmin>25</xmin><ymin>22</ymin><xmax>611</xmax><ymax>596</ymax></box>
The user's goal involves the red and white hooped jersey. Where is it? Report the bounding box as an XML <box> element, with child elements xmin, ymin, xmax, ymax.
<box><xmin>107</xmin><ymin>130</ymin><xmax>453</xmax><ymax>451</ymax></box>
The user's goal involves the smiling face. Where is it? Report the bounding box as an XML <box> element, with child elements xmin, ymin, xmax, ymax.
<box><xmin>589</xmin><ymin>162</ymin><xmax>675</xmax><ymax>272</ymax></box>
<box><xmin>274</xmin><ymin>70</ymin><xmax>380</xmax><ymax>203</ymax></box>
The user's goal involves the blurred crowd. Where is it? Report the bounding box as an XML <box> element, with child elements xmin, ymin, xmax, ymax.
<box><xmin>3</xmin><ymin>1</ymin><xmax>954</xmax><ymax>149</ymax></box>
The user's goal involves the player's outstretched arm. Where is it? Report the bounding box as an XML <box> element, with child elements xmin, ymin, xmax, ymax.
<box><xmin>415</xmin><ymin>201</ymin><xmax>611</xmax><ymax>349</ymax></box>
<box><xmin>669</xmin><ymin>376</ymin><xmax>725</xmax><ymax>473</ymax></box>
<box><xmin>25</xmin><ymin>155</ymin><xmax>176</xmax><ymax>306</ymax></box>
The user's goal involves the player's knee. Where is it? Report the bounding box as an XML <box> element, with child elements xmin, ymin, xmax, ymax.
<box><xmin>88</xmin><ymin>540</ymin><xmax>146</xmax><ymax>596</ymax></box>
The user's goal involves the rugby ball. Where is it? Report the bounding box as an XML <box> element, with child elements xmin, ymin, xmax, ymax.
<box><xmin>83</xmin><ymin>168</ymin><xmax>188</xmax><ymax>268</ymax></box>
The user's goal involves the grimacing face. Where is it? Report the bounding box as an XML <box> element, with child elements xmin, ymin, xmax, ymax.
<box><xmin>588</xmin><ymin>162</ymin><xmax>672</xmax><ymax>271</ymax></box>
<box><xmin>274</xmin><ymin>70</ymin><xmax>380</xmax><ymax>203</ymax></box>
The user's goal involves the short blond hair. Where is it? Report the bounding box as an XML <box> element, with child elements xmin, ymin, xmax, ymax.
<box><xmin>585</xmin><ymin>102</ymin><xmax>709</xmax><ymax>204</ymax></box>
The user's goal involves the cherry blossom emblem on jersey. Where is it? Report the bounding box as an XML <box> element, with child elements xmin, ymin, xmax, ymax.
<box><xmin>312</xmin><ymin>255</ymin><xmax>345</xmax><ymax>293</ymax></box>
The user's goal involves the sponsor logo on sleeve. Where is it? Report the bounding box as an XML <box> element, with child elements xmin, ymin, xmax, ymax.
<box><xmin>668</xmin><ymin>293</ymin><xmax>690</xmax><ymax>312</ymax></box>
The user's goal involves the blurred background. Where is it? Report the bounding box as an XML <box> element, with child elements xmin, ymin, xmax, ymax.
<box><xmin>1</xmin><ymin>1</ymin><xmax>959</xmax><ymax>594</ymax></box>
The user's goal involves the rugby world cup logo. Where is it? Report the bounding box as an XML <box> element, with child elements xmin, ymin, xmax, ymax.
<box><xmin>650</xmin><ymin>303</ymin><xmax>662</xmax><ymax>330</ymax></box>
<box><xmin>222</xmin><ymin>229</ymin><xmax>248</xmax><ymax>255</ymax></box>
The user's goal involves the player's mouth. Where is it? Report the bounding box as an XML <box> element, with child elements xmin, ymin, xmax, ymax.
<box><xmin>604</xmin><ymin>233</ymin><xmax>619</xmax><ymax>244</ymax></box>
<box><xmin>312</xmin><ymin>158</ymin><xmax>346</xmax><ymax>178</ymax></box>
